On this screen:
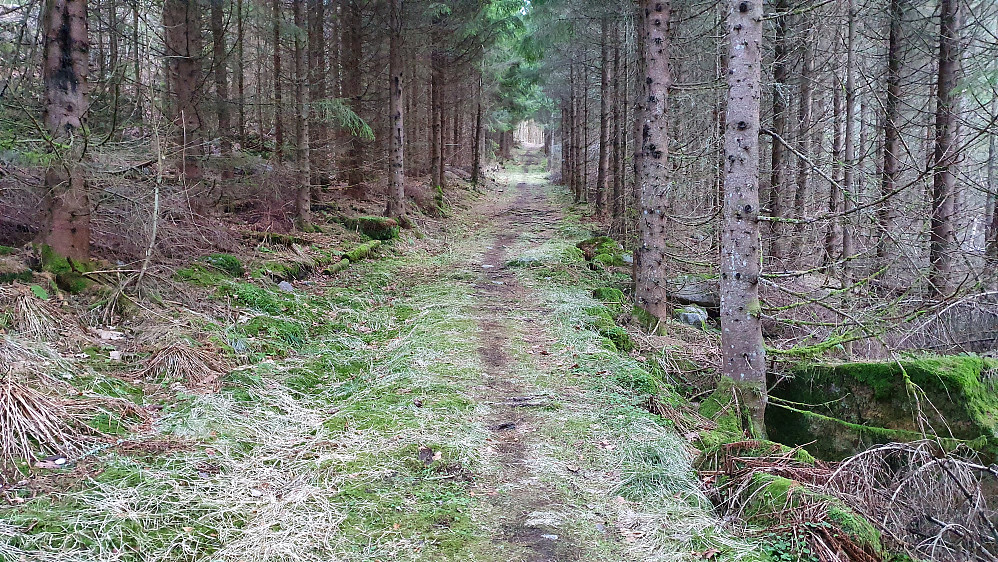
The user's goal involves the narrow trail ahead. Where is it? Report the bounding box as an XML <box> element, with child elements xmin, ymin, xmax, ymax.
<box><xmin>2</xmin><ymin>149</ymin><xmax>752</xmax><ymax>562</ymax></box>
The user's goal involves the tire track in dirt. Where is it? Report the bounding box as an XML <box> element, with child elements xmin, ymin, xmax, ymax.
<box><xmin>470</xmin><ymin>177</ymin><xmax>583</xmax><ymax>561</ymax></box>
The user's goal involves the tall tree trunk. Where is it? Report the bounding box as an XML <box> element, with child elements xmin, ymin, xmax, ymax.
<box><xmin>210</xmin><ymin>0</ymin><xmax>232</xmax><ymax>176</ymax></box>
<box><xmin>824</xmin><ymin>72</ymin><xmax>844</xmax><ymax>269</ymax></box>
<box><xmin>344</xmin><ymin>0</ymin><xmax>364</xmax><ymax>193</ymax></box>
<box><xmin>634</xmin><ymin>0</ymin><xmax>671</xmax><ymax>324</ymax></box>
<box><xmin>293</xmin><ymin>0</ymin><xmax>311</xmax><ymax>227</ymax></box>
<box><xmin>471</xmin><ymin>72</ymin><xmax>483</xmax><ymax>184</ymax></box>
<box><xmin>164</xmin><ymin>0</ymin><xmax>204</xmax><ymax>184</ymax></box>
<box><xmin>308</xmin><ymin>0</ymin><xmax>326</xmax><ymax>186</ymax></box>
<box><xmin>429</xmin><ymin>50</ymin><xmax>443</xmax><ymax>188</ymax></box>
<box><xmin>766</xmin><ymin>0</ymin><xmax>790</xmax><ymax>264</ymax></box>
<box><xmin>385</xmin><ymin>0</ymin><xmax>405</xmax><ymax>218</ymax></box>
<box><xmin>132</xmin><ymin>2</ymin><xmax>142</xmax><ymax>117</ymax></box>
<box><xmin>877</xmin><ymin>0</ymin><xmax>904</xmax><ymax>271</ymax></box>
<box><xmin>611</xmin><ymin>20</ymin><xmax>623</xmax><ymax>236</ymax></box>
<box><xmin>929</xmin><ymin>0</ymin><xmax>961</xmax><ymax>296</ymax></box>
<box><xmin>272</xmin><ymin>0</ymin><xmax>283</xmax><ymax>161</ymax></box>
<box><xmin>985</xmin><ymin>96</ymin><xmax>998</xmax><ymax>278</ymax></box>
<box><xmin>237</xmin><ymin>0</ymin><xmax>245</xmax><ymax>147</ymax></box>
<box><xmin>595</xmin><ymin>15</ymin><xmax>610</xmax><ymax>216</ymax></box>
<box><xmin>791</xmin><ymin>21</ymin><xmax>813</xmax><ymax>257</ymax></box>
<box><xmin>41</xmin><ymin>0</ymin><xmax>91</xmax><ymax>261</ymax></box>
<box><xmin>721</xmin><ymin>0</ymin><xmax>767</xmax><ymax>439</ymax></box>
<box><xmin>841</xmin><ymin>0</ymin><xmax>857</xmax><ymax>284</ymax></box>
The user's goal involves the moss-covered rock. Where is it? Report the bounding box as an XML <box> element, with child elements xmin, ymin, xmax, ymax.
<box><xmin>201</xmin><ymin>253</ymin><xmax>245</xmax><ymax>277</ymax></box>
<box><xmin>767</xmin><ymin>355</ymin><xmax>998</xmax><ymax>461</ymax></box>
<box><xmin>743</xmin><ymin>474</ymin><xmax>884</xmax><ymax>555</ymax></box>
<box><xmin>345</xmin><ymin>216</ymin><xmax>400</xmax><ymax>240</ymax></box>
<box><xmin>576</xmin><ymin>236</ymin><xmax>626</xmax><ymax>267</ymax></box>
<box><xmin>592</xmin><ymin>287</ymin><xmax>626</xmax><ymax>313</ymax></box>
<box><xmin>583</xmin><ymin>306</ymin><xmax>635</xmax><ymax>353</ymax></box>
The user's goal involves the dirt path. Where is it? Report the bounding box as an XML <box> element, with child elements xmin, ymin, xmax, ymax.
<box><xmin>470</xmin><ymin>178</ymin><xmax>583</xmax><ymax>560</ymax></box>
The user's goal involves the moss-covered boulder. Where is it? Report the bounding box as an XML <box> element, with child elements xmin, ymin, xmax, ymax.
<box><xmin>201</xmin><ymin>253</ymin><xmax>245</xmax><ymax>277</ymax></box>
<box><xmin>576</xmin><ymin>236</ymin><xmax>626</xmax><ymax>267</ymax></box>
<box><xmin>583</xmin><ymin>306</ymin><xmax>635</xmax><ymax>352</ymax></box>
<box><xmin>345</xmin><ymin>216</ymin><xmax>400</xmax><ymax>240</ymax></box>
<box><xmin>743</xmin><ymin>473</ymin><xmax>884</xmax><ymax>556</ymax></box>
<box><xmin>767</xmin><ymin>355</ymin><xmax>998</xmax><ymax>461</ymax></box>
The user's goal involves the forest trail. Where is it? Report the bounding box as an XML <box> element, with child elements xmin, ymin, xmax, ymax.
<box><xmin>1</xmin><ymin>149</ymin><xmax>752</xmax><ymax>562</ymax></box>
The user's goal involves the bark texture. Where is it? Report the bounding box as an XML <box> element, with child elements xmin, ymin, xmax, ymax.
<box><xmin>720</xmin><ymin>0</ymin><xmax>767</xmax><ymax>438</ymax></box>
<box><xmin>634</xmin><ymin>0</ymin><xmax>672</xmax><ymax>323</ymax></box>
<box><xmin>41</xmin><ymin>0</ymin><xmax>91</xmax><ymax>261</ymax></box>
<box><xmin>164</xmin><ymin>0</ymin><xmax>204</xmax><ymax>182</ymax></box>
<box><xmin>386</xmin><ymin>0</ymin><xmax>405</xmax><ymax>218</ymax></box>
<box><xmin>928</xmin><ymin>0</ymin><xmax>961</xmax><ymax>296</ymax></box>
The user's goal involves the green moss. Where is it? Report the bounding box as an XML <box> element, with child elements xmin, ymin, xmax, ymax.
<box><xmin>344</xmin><ymin>216</ymin><xmax>400</xmax><ymax>240</ymax></box>
<box><xmin>342</xmin><ymin>240</ymin><xmax>382</xmax><ymax>262</ymax></box>
<box><xmin>592</xmin><ymin>287</ymin><xmax>625</xmax><ymax>313</ymax></box>
<box><xmin>175</xmin><ymin>264</ymin><xmax>226</xmax><ymax>286</ymax></box>
<box><xmin>0</xmin><ymin>245</ymin><xmax>15</xmax><ymax>255</ymax></box>
<box><xmin>602</xmin><ymin>325</ymin><xmax>635</xmax><ymax>352</ymax></box>
<box><xmin>770</xmin><ymin>355</ymin><xmax>998</xmax><ymax>460</ymax></box>
<box><xmin>0</xmin><ymin>270</ymin><xmax>32</xmax><ymax>284</ymax></box>
<box><xmin>39</xmin><ymin>245</ymin><xmax>94</xmax><ymax>293</ymax></box>
<box><xmin>239</xmin><ymin>316</ymin><xmax>307</xmax><ymax>347</ymax></box>
<box><xmin>201</xmin><ymin>253</ymin><xmax>244</xmax><ymax>277</ymax></box>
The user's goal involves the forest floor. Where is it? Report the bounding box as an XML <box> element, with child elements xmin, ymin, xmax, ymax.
<box><xmin>2</xmin><ymin>149</ymin><xmax>759</xmax><ymax>561</ymax></box>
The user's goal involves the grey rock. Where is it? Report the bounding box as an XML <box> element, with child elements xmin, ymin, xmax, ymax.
<box><xmin>676</xmin><ymin>305</ymin><xmax>709</xmax><ymax>328</ymax></box>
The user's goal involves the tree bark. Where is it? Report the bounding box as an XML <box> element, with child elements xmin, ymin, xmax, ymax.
<box><xmin>385</xmin><ymin>0</ymin><xmax>406</xmax><ymax>218</ymax></box>
<box><xmin>344</xmin><ymin>0</ymin><xmax>364</xmax><ymax>193</ymax></box>
<box><xmin>293</xmin><ymin>0</ymin><xmax>311</xmax><ymax>227</ymax></box>
<box><xmin>985</xmin><ymin>96</ymin><xmax>997</xmax><ymax>277</ymax></box>
<box><xmin>595</xmin><ymin>15</ymin><xmax>610</xmax><ymax>216</ymax></box>
<box><xmin>308</xmin><ymin>0</ymin><xmax>327</xmax><ymax>186</ymax></box>
<box><xmin>841</xmin><ymin>0</ymin><xmax>857</xmax><ymax>284</ymax></box>
<box><xmin>720</xmin><ymin>0</ymin><xmax>767</xmax><ymax>438</ymax></box>
<box><xmin>634</xmin><ymin>0</ymin><xmax>671</xmax><ymax>324</ymax></box>
<box><xmin>272</xmin><ymin>0</ymin><xmax>283</xmax><ymax>161</ymax></box>
<box><xmin>790</xmin><ymin>20</ymin><xmax>813</xmax><ymax>256</ymax></box>
<box><xmin>611</xmin><ymin>20</ymin><xmax>623</xmax><ymax>236</ymax></box>
<box><xmin>210</xmin><ymin>0</ymin><xmax>232</xmax><ymax>176</ymax></box>
<box><xmin>928</xmin><ymin>0</ymin><xmax>961</xmax><ymax>296</ymax></box>
<box><xmin>877</xmin><ymin>0</ymin><xmax>904</xmax><ymax>272</ymax></box>
<box><xmin>237</xmin><ymin>0</ymin><xmax>246</xmax><ymax>147</ymax></box>
<box><xmin>824</xmin><ymin>68</ymin><xmax>844</xmax><ymax>269</ymax></box>
<box><xmin>41</xmin><ymin>0</ymin><xmax>91</xmax><ymax>261</ymax></box>
<box><xmin>471</xmin><ymin>72</ymin><xmax>483</xmax><ymax>184</ymax></box>
<box><xmin>164</xmin><ymin>0</ymin><xmax>204</xmax><ymax>183</ymax></box>
<box><xmin>430</xmin><ymin>50</ymin><xmax>443</xmax><ymax>188</ymax></box>
<box><xmin>766</xmin><ymin>0</ymin><xmax>790</xmax><ymax>264</ymax></box>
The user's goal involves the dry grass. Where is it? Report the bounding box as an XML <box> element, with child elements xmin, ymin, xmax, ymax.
<box><xmin>133</xmin><ymin>342</ymin><xmax>226</xmax><ymax>392</ymax></box>
<box><xmin>0</xmin><ymin>285</ymin><xmax>61</xmax><ymax>340</ymax></box>
<box><xmin>827</xmin><ymin>441</ymin><xmax>998</xmax><ymax>561</ymax></box>
<box><xmin>0</xmin><ymin>373</ymin><xmax>84</xmax><ymax>471</ymax></box>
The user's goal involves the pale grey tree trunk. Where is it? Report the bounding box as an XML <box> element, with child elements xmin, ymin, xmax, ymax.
<box><xmin>634</xmin><ymin>0</ymin><xmax>672</xmax><ymax>325</ymax></box>
<box><xmin>720</xmin><ymin>0</ymin><xmax>767</xmax><ymax>438</ymax></box>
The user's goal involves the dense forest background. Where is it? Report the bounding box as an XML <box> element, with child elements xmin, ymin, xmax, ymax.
<box><xmin>1</xmin><ymin>0</ymin><xmax>997</xmax><ymax>560</ymax></box>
